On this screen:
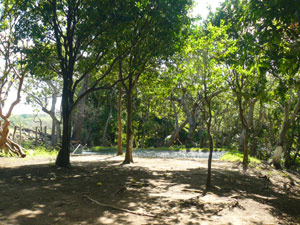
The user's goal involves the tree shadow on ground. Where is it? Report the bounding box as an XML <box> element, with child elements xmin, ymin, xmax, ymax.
<box><xmin>0</xmin><ymin>157</ymin><xmax>299</xmax><ymax>225</ymax></box>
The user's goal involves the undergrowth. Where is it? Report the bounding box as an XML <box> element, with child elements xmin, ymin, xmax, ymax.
<box><xmin>220</xmin><ymin>150</ymin><xmax>261</xmax><ymax>164</ymax></box>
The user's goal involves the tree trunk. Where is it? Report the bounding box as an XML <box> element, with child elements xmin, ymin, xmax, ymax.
<box><xmin>236</xmin><ymin>95</ymin><xmax>249</xmax><ymax>169</ymax></box>
<box><xmin>186</xmin><ymin>121</ymin><xmax>197</xmax><ymax>147</ymax></box>
<box><xmin>102</xmin><ymin>94</ymin><xmax>113</xmax><ymax>146</ymax></box>
<box><xmin>51</xmin><ymin>117</ymin><xmax>57</xmax><ymax>147</ymax></box>
<box><xmin>72</xmin><ymin>77</ymin><xmax>88</xmax><ymax>142</ymax></box>
<box><xmin>56</xmin><ymin>120</ymin><xmax>61</xmax><ymax>144</ymax></box>
<box><xmin>123</xmin><ymin>89</ymin><xmax>134</xmax><ymax>164</ymax></box>
<box><xmin>55</xmin><ymin>80</ymin><xmax>72</xmax><ymax>167</ymax></box>
<box><xmin>117</xmin><ymin>86</ymin><xmax>123</xmax><ymax>155</ymax></box>
<box><xmin>273</xmin><ymin>95</ymin><xmax>300</xmax><ymax>169</ymax></box>
<box><xmin>272</xmin><ymin>102</ymin><xmax>289</xmax><ymax>169</ymax></box>
<box><xmin>166</xmin><ymin>119</ymin><xmax>188</xmax><ymax>147</ymax></box>
<box><xmin>140</xmin><ymin>105</ymin><xmax>149</xmax><ymax>149</ymax></box>
<box><xmin>206</xmin><ymin>103</ymin><xmax>213</xmax><ymax>189</ymax></box>
<box><xmin>243</xmin><ymin>128</ymin><xmax>249</xmax><ymax>166</ymax></box>
<box><xmin>239</xmin><ymin>99</ymin><xmax>256</xmax><ymax>152</ymax></box>
<box><xmin>0</xmin><ymin>114</ymin><xmax>26</xmax><ymax>157</ymax></box>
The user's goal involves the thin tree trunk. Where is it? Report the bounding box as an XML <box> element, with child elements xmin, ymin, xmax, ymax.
<box><xmin>239</xmin><ymin>99</ymin><xmax>256</xmax><ymax>152</ymax></box>
<box><xmin>51</xmin><ymin>118</ymin><xmax>57</xmax><ymax>147</ymax></box>
<box><xmin>117</xmin><ymin>86</ymin><xmax>123</xmax><ymax>155</ymax></box>
<box><xmin>102</xmin><ymin>94</ymin><xmax>113</xmax><ymax>146</ymax></box>
<box><xmin>206</xmin><ymin>101</ymin><xmax>213</xmax><ymax>189</ymax></box>
<box><xmin>237</xmin><ymin>95</ymin><xmax>249</xmax><ymax>169</ymax></box>
<box><xmin>140</xmin><ymin>105</ymin><xmax>149</xmax><ymax>149</ymax></box>
<box><xmin>123</xmin><ymin>89</ymin><xmax>134</xmax><ymax>164</ymax></box>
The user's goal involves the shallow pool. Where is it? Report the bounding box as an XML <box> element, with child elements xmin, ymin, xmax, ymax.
<box><xmin>79</xmin><ymin>149</ymin><xmax>226</xmax><ymax>159</ymax></box>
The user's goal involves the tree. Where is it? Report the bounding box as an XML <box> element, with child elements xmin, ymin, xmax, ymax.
<box><xmin>0</xmin><ymin>1</ymin><xmax>26</xmax><ymax>157</ymax></box>
<box><xmin>116</xmin><ymin>0</ymin><xmax>192</xmax><ymax>163</ymax></box>
<box><xmin>248</xmin><ymin>0</ymin><xmax>300</xmax><ymax>168</ymax></box>
<box><xmin>24</xmin><ymin>78</ymin><xmax>62</xmax><ymax>147</ymax></box>
<box><xmin>181</xmin><ymin>22</ymin><xmax>233</xmax><ymax>188</ymax></box>
<box><xmin>17</xmin><ymin>0</ymin><xmax>132</xmax><ymax>167</ymax></box>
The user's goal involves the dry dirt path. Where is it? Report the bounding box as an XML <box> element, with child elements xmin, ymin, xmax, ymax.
<box><xmin>0</xmin><ymin>155</ymin><xmax>299</xmax><ymax>225</ymax></box>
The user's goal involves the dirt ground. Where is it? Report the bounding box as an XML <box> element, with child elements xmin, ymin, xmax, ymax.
<box><xmin>0</xmin><ymin>155</ymin><xmax>299</xmax><ymax>225</ymax></box>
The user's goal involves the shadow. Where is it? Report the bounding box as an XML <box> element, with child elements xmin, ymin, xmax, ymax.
<box><xmin>0</xmin><ymin>157</ymin><xmax>299</xmax><ymax>225</ymax></box>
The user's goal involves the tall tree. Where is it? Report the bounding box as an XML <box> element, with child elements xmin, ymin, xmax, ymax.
<box><xmin>248</xmin><ymin>0</ymin><xmax>300</xmax><ymax>168</ymax></box>
<box><xmin>17</xmin><ymin>0</ymin><xmax>132</xmax><ymax>167</ymax></box>
<box><xmin>117</xmin><ymin>0</ymin><xmax>192</xmax><ymax>163</ymax></box>
<box><xmin>0</xmin><ymin>1</ymin><xmax>26</xmax><ymax>157</ymax></box>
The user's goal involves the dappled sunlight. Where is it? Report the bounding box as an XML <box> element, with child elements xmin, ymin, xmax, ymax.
<box><xmin>0</xmin><ymin>156</ymin><xmax>299</xmax><ymax>224</ymax></box>
<box><xmin>8</xmin><ymin>208</ymin><xmax>43</xmax><ymax>220</ymax></box>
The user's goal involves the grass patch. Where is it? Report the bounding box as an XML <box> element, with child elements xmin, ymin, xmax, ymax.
<box><xmin>220</xmin><ymin>150</ymin><xmax>261</xmax><ymax>164</ymax></box>
<box><xmin>90</xmin><ymin>146</ymin><xmax>117</xmax><ymax>152</ymax></box>
<box><xmin>25</xmin><ymin>146</ymin><xmax>58</xmax><ymax>158</ymax></box>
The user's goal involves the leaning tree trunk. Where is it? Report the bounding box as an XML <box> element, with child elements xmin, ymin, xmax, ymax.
<box><xmin>186</xmin><ymin>121</ymin><xmax>197</xmax><ymax>147</ymax></box>
<box><xmin>166</xmin><ymin>119</ymin><xmax>188</xmax><ymax>147</ymax></box>
<box><xmin>0</xmin><ymin>74</ymin><xmax>26</xmax><ymax>158</ymax></box>
<box><xmin>123</xmin><ymin>89</ymin><xmax>134</xmax><ymax>164</ymax></box>
<box><xmin>0</xmin><ymin>114</ymin><xmax>26</xmax><ymax>157</ymax></box>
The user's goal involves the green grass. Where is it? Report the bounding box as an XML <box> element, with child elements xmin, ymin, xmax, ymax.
<box><xmin>25</xmin><ymin>146</ymin><xmax>58</xmax><ymax>158</ymax></box>
<box><xmin>220</xmin><ymin>150</ymin><xmax>261</xmax><ymax>164</ymax></box>
<box><xmin>0</xmin><ymin>145</ymin><xmax>58</xmax><ymax>158</ymax></box>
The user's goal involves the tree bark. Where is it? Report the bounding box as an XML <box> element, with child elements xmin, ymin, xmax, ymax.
<box><xmin>123</xmin><ymin>89</ymin><xmax>134</xmax><ymax>164</ymax></box>
<box><xmin>236</xmin><ymin>95</ymin><xmax>249</xmax><ymax>169</ymax></box>
<box><xmin>238</xmin><ymin>99</ymin><xmax>256</xmax><ymax>152</ymax></box>
<box><xmin>140</xmin><ymin>104</ymin><xmax>149</xmax><ymax>149</ymax></box>
<box><xmin>166</xmin><ymin>119</ymin><xmax>188</xmax><ymax>147</ymax></box>
<box><xmin>206</xmin><ymin>101</ymin><xmax>213</xmax><ymax>189</ymax></box>
<box><xmin>72</xmin><ymin>76</ymin><xmax>88</xmax><ymax>142</ymax></box>
<box><xmin>117</xmin><ymin>86</ymin><xmax>123</xmax><ymax>155</ymax></box>
<box><xmin>186</xmin><ymin>122</ymin><xmax>197</xmax><ymax>147</ymax></box>
<box><xmin>102</xmin><ymin>93</ymin><xmax>113</xmax><ymax>146</ymax></box>
<box><xmin>50</xmin><ymin>91</ymin><xmax>58</xmax><ymax>147</ymax></box>
<box><xmin>272</xmin><ymin>95</ymin><xmax>300</xmax><ymax>169</ymax></box>
<box><xmin>55</xmin><ymin>79</ymin><xmax>73</xmax><ymax>167</ymax></box>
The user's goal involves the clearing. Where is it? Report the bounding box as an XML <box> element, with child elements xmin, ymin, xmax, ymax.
<box><xmin>0</xmin><ymin>155</ymin><xmax>299</xmax><ymax>225</ymax></box>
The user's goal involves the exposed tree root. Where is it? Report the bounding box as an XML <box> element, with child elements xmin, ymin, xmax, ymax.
<box><xmin>0</xmin><ymin>137</ymin><xmax>26</xmax><ymax>157</ymax></box>
<box><xmin>0</xmin><ymin>114</ymin><xmax>26</xmax><ymax>157</ymax></box>
<box><xmin>83</xmin><ymin>195</ymin><xmax>156</xmax><ymax>218</ymax></box>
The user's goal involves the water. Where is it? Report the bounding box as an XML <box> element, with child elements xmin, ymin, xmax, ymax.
<box><xmin>80</xmin><ymin>149</ymin><xmax>226</xmax><ymax>159</ymax></box>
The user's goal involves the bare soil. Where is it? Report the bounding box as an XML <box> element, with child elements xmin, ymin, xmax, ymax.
<box><xmin>0</xmin><ymin>155</ymin><xmax>299</xmax><ymax>225</ymax></box>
